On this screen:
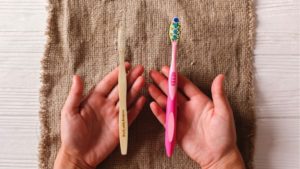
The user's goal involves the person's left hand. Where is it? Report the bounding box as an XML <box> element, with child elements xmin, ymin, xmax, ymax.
<box><xmin>54</xmin><ymin>63</ymin><xmax>146</xmax><ymax>168</ymax></box>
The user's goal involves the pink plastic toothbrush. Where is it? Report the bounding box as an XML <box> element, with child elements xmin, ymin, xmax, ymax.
<box><xmin>165</xmin><ymin>17</ymin><xmax>181</xmax><ymax>157</ymax></box>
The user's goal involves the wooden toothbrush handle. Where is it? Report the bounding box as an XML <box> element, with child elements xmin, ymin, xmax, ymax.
<box><xmin>118</xmin><ymin>63</ymin><xmax>128</xmax><ymax>155</ymax></box>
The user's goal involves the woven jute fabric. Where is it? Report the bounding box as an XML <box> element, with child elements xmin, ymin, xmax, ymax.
<box><xmin>39</xmin><ymin>0</ymin><xmax>256</xmax><ymax>168</ymax></box>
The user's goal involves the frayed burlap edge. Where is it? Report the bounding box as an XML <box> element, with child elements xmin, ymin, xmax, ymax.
<box><xmin>38</xmin><ymin>0</ymin><xmax>257</xmax><ymax>168</ymax></box>
<box><xmin>39</xmin><ymin>1</ymin><xmax>54</xmax><ymax>168</ymax></box>
<box><xmin>244</xmin><ymin>0</ymin><xmax>256</xmax><ymax>168</ymax></box>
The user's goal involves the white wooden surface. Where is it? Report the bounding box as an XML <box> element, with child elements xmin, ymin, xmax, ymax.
<box><xmin>0</xmin><ymin>0</ymin><xmax>299</xmax><ymax>168</ymax></box>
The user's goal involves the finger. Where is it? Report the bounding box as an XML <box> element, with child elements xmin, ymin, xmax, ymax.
<box><xmin>63</xmin><ymin>75</ymin><xmax>84</xmax><ymax>112</ymax></box>
<box><xmin>127</xmin><ymin>76</ymin><xmax>145</xmax><ymax>107</ymax></box>
<box><xmin>211</xmin><ymin>74</ymin><xmax>232</xmax><ymax>116</ymax></box>
<box><xmin>128</xmin><ymin>96</ymin><xmax>146</xmax><ymax>125</ymax></box>
<box><xmin>150</xmin><ymin>101</ymin><xmax>166</xmax><ymax>127</ymax></box>
<box><xmin>161</xmin><ymin>66</ymin><xmax>204</xmax><ymax>99</ymax></box>
<box><xmin>108</xmin><ymin>65</ymin><xmax>144</xmax><ymax>103</ymax></box>
<box><xmin>148</xmin><ymin>84</ymin><xmax>167</xmax><ymax>109</ymax></box>
<box><xmin>115</xmin><ymin>75</ymin><xmax>145</xmax><ymax>109</ymax></box>
<box><xmin>149</xmin><ymin>70</ymin><xmax>187</xmax><ymax>104</ymax></box>
<box><xmin>94</xmin><ymin>62</ymin><xmax>131</xmax><ymax>96</ymax></box>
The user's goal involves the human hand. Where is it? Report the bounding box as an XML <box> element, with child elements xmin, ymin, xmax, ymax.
<box><xmin>148</xmin><ymin>66</ymin><xmax>245</xmax><ymax>169</ymax></box>
<box><xmin>54</xmin><ymin>63</ymin><xmax>146</xmax><ymax>169</ymax></box>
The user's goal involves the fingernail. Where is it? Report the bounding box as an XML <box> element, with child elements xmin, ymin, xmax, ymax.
<box><xmin>137</xmin><ymin>64</ymin><xmax>144</xmax><ymax>69</ymax></box>
<box><xmin>149</xmin><ymin>70</ymin><xmax>153</xmax><ymax>76</ymax></box>
<box><xmin>72</xmin><ymin>75</ymin><xmax>77</xmax><ymax>82</ymax></box>
<box><xmin>147</xmin><ymin>84</ymin><xmax>153</xmax><ymax>90</ymax></box>
<box><xmin>137</xmin><ymin>76</ymin><xmax>144</xmax><ymax>82</ymax></box>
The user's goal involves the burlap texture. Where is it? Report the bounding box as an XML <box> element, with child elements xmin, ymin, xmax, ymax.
<box><xmin>39</xmin><ymin>0</ymin><xmax>256</xmax><ymax>168</ymax></box>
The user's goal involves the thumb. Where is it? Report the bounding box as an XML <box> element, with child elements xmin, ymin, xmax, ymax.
<box><xmin>211</xmin><ymin>74</ymin><xmax>232</xmax><ymax>116</ymax></box>
<box><xmin>64</xmin><ymin>75</ymin><xmax>84</xmax><ymax>112</ymax></box>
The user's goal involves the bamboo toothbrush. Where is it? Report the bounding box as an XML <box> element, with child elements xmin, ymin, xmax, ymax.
<box><xmin>165</xmin><ymin>17</ymin><xmax>181</xmax><ymax>157</ymax></box>
<box><xmin>118</xmin><ymin>24</ymin><xmax>128</xmax><ymax>155</ymax></box>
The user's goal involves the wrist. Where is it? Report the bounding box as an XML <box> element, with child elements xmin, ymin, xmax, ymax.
<box><xmin>54</xmin><ymin>146</ymin><xmax>94</xmax><ymax>169</ymax></box>
<box><xmin>201</xmin><ymin>147</ymin><xmax>245</xmax><ymax>169</ymax></box>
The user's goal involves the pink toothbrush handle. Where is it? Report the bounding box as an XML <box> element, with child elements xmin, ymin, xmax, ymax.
<box><xmin>165</xmin><ymin>96</ymin><xmax>177</xmax><ymax>157</ymax></box>
<box><xmin>165</xmin><ymin>42</ymin><xmax>177</xmax><ymax>157</ymax></box>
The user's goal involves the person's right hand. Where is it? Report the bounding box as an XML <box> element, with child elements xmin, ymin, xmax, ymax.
<box><xmin>54</xmin><ymin>63</ymin><xmax>146</xmax><ymax>169</ymax></box>
<box><xmin>148</xmin><ymin>66</ymin><xmax>245</xmax><ymax>169</ymax></box>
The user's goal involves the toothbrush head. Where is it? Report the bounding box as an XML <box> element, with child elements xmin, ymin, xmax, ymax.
<box><xmin>169</xmin><ymin>17</ymin><xmax>181</xmax><ymax>42</ymax></box>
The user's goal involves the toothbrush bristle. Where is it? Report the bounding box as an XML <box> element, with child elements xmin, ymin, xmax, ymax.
<box><xmin>169</xmin><ymin>17</ymin><xmax>181</xmax><ymax>41</ymax></box>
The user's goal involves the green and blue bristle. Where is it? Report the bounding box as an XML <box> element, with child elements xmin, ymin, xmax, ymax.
<box><xmin>169</xmin><ymin>17</ymin><xmax>181</xmax><ymax>42</ymax></box>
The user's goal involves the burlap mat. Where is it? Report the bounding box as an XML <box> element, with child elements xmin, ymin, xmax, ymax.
<box><xmin>39</xmin><ymin>0</ymin><xmax>256</xmax><ymax>168</ymax></box>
